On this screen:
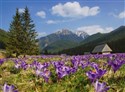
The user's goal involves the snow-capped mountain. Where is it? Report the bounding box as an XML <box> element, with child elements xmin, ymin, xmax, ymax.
<box><xmin>39</xmin><ymin>29</ymin><xmax>89</xmax><ymax>53</ymax></box>
<box><xmin>75</xmin><ymin>30</ymin><xmax>89</xmax><ymax>39</ymax></box>
<box><xmin>55</xmin><ymin>29</ymin><xmax>73</xmax><ymax>35</ymax></box>
<box><xmin>55</xmin><ymin>29</ymin><xmax>89</xmax><ymax>39</ymax></box>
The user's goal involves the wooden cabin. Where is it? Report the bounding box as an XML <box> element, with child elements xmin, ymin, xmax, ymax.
<box><xmin>92</xmin><ymin>44</ymin><xmax>112</xmax><ymax>54</ymax></box>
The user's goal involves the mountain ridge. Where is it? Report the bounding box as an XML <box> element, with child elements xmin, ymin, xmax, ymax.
<box><xmin>59</xmin><ymin>26</ymin><xmax>125</xmax><ymax>55</ymax></box>
<box><xmin>39</xmin><ymin>29</ymin><xmax>89</xmax><ymax>53</ymax></box>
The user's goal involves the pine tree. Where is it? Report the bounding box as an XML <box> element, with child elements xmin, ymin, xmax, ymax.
<box><xmin>21</xmin><ymin>7</ymin><xmax>39</xmax><ymax>55</ymax></box>
<box><xmin>6</xmin><ymin>7</ymin><xmax>39</xmax><ymax>56</ymax></box>
<box><xmin>6</xmin><ymin>9</ymin><xmax>23</xmax><ymax>56</ymax></box>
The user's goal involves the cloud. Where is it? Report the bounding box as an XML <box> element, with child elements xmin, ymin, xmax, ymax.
<box><xmin>46</xmin><ymin>20</ymin><xmax>57</xmax><ymax>24</ymax></box>
<box><xmin>37</xmin><ymin>32</ymin><xmax>47</xmax><ymax>38</ymax></box>
<box><xmin>118</xmin><ymin>11</ymin><xmax>125</xmax><ymax>19</ymax></box>
<box><xmin>52</xmin><ymin>1</ymin><xmax>100</xmax><ymax>18</ymax></box>
<box><xmin>77</xmin><ymin>25</ymin><xmax>114</xmax><ymax>35</ymax></box>
<box><xmin>46</xmin><ymin>19</ymin><xmax>75</xmax><ymax>24</ymax></box>
<box><xmin>110</xmin><ymin>11</ymin><xmax>125</xmax><ymax>19</ymax></box>
<box><xmin>19</xmin><ymin>8</ymin><xmax>25</xmax><ymax>13</ymax></box>
<box><xmin>36</xmin><ymin>11</ymin><xmax>46</xmax><ymax>18</ymax></box>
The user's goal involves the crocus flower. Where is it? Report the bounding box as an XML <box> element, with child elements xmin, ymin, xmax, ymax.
<box><xmin>0</xmin><ymin>59</ymin><xmax>4</xmax><ymax>65</ymax></box>
<box><xmin>86</xmin><ymin>67</ymin><xmax>106</xmax><ymax>82</ymax></box>
<box><xmin>70</xmin><ymin>67</ymin><xmax>77</xmax><ymax>74</ymax></box>
<box><xmin>80</xmin><ymin>61</ymin><xmax>89</xmax><ymax>69</ymax></box>
<box><xmin>15</xmin><ymin>64</ymin><xmax>21</xmax><ymax>69</ymax></box>
<box><xmin>52</xmin><ymin>61</ymin><xmax>64</xmax><ymax>68</ymax></box>
<box><xmin>20</xmin><ymin>61</ymin><xmax>28</xmax><ymax>70</ymax></box>
<box><xmin>3</xmin><ymin>83</ymin><xmax>18</xmax><ymax>92</ymax></box>
<box><xmin>90</xmin><ymin>62</ymin><xmax>99</xmax><ymax>70</ymax></box>
<box><xmin>35</xmin><ymin>69</ymin><xmax>51</xmax><ymax>82</ymax></box>
<box><xmin>41</xmin><ymin>69</ymin><xmax>51</xmax><ymax>82</ymax></box>
<box><xmin>56</xmin><ymin>65</ymin><xmax>71</xmax><ymax>78</ymax></box>
<box><xmin>36</xmin><ymin>69</ymin><xmax>41</xmax><ymax>77</ymax></box>
<box><xmin>71</xmin><ymin>58</ymin><xmax>79</xmax><ymax>68</ymax></box>
<box><xmin>93</xmin><ymin>80</ymin><xmax>110</xmax><ymax>92</ymax></box>
<box><xmin>108</xmin><ymin>60</ymin><xmax>124</xmax><ymax>73</ymax></box>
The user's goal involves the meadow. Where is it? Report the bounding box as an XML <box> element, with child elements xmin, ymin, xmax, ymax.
<box><xmin>0</xmin><ymin>53</ymin><xmax>125</xmax><ymax>92</ymax></box>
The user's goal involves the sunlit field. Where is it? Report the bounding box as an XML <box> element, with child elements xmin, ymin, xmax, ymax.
<box><xmin>0</xmin><ymin>53</ymin><xmax>125</xmax><ymax>92</ymax></box>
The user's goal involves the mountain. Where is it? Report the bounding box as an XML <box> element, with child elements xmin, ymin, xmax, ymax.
<box><xmin>80</xmin><ymin>32</ymin><xmax>104</xmax><ymax>44</ymax></box>
<box><xmin>59</xmin><ymin>26</ymin><xmax>125</xmax><ymax>55</ymax></box>
<box><xmin>75</xmin><ymin>30</ymin><xmax>89</xmax><ymax>39</ymax></box>
<box><xmin>39</xmin><ymin>29</ymin><xmax>89</xmax><ymax>53</ymax></box>
<box><xmin>0</xmin><ymin>29</ymin><xmax>8</xmax><ymax>49</ymax></box>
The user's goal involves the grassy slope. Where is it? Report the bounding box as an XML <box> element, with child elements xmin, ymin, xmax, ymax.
<box><xmin>43</xmin><ymin>40</ymin><xmax>79</xmax><ymax>53</ymax></box>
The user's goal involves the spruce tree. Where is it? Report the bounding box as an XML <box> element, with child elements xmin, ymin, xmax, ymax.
<box><xmin>6</xmin><ymin>9</ymin><xmax>23</xmax><ymax>56</ymax></box>
<box><xmin>21</xmin><ymin>7</ymin><xmax>39</xmax><ymax>55</ymax></box>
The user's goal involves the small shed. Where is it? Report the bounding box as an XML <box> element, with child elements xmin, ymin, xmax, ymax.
<box><xmin>92</xmin><ymin>44</ymin><xmax>112</xmax><ymax>54</ymax></box>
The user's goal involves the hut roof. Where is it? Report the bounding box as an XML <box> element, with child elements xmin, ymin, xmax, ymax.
<box><xmin>92</xmin><ymin>44</ymin><xmax>112</xmax><ymax>53</ymax></box>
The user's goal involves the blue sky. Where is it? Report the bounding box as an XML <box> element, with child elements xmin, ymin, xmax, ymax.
<box><xmin>0</xmin><ymin>0</ymin><xmax>125</xmax><ymax>37</ymax></box>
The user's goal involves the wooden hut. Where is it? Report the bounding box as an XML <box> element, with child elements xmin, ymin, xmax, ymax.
<box><xmin>92</xmin><ymin>44</ymin><xmax>112</xmax><ymax>54</ymax></box>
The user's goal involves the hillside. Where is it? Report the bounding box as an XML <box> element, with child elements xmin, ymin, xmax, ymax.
<box><xmin>43</xmin><ymin>40</ymin><xmax>78</xmax><ymax>53</ymax></box>
<box><xmin>59</xmin><ymin>26</ymin><xmax>125</xmax><ymax>55</ymax></box>
<box><xmin>0</xmin><ymin>29</ymin><xmax>8</xmax><ymax>49</ymax></box>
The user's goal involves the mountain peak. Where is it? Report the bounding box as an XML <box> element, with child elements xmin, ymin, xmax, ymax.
<box><xmin>75</xmin><ymin>30</ymin><xmax>89</xmax><ymax>39</ymax></box>
<box><xmin>55</xmin><ymin>29</ymin><xmax>73</xmax><ymax>35</ymax></box>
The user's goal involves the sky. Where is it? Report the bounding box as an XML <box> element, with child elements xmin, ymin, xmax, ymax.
<box><xmin>0</xmin><ymin>0</ymin><xmax>125</xmax><ymax>37</ymax></box>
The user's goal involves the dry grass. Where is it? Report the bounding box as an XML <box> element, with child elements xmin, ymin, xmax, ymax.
<box><xmin>0</xmin><ymin>53</ymin><xmax>5</xmax><ymax>59</ymax></box>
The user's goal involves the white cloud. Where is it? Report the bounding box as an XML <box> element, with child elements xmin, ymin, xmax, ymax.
<box><xmin>77</xmin><ymin>25</ymin><xmax>114</xmax><ymax>35</ymax></box>
<box><xmin>46</xmin><ymin>20</ymin><xmax>57</xmax><ymax>24</ymax></box>
<box><xmin>36</xmin><ymin>11</ymin><xmax>46</xmax><ymax>18</ymax></box>
<box><xmin>19</xmin><ymin>8</ymin><xmax>25</xmax><ymax>13</ymax></box>
<box><xmin>38</xmin><ymin>32</ymin><xmax>47</xmax><ymax>38</ymax></box>
<box><xmin>110</xmin><ymin>11</ymin><xmax>125</xmax><ymax>19</ymax></box>
<box><xmin>52</xmin><ymin>1</ymin><xmax>100</xmax><ymax>18</ymax></box>
<box><xmin>118</xmin><ymin>11</ymin><xmax>125</xmax><ymax>19</ymax></box>
<box><xmin>46</xmin><ymin>19</ymin><xmax>75</xmax><ymax>24</ymax></box>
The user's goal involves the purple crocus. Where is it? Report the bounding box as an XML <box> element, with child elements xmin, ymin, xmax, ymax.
<box><xmin>52</xmin><ymin>61</ymin><xmax>64</xmax><ymax>68</ymax></box>
<box><xmin>20</xmin><ymin>61</ymin><xmax>28</xmax><ymax>70</ymax></box>
<box><xmin>52</xmin><ymin>61</ymin><xmax>71</xmax><ymax>78</ymax></box>
<box><xmin>86</xmin><ymin>67</ymin><xmax>106</xmax><ymax>82</ymax></box>
<box><xmin>41</xmin><ymin>69</ymin><xmax>51</xmax><ymax>82</ymax></box>
<box><xmin>15</xmin><ymin>63</ymin><xmax>21</xmax><ymax>69</ymax></box>
<box><xmin>56</xmin><ymin>65</ymin><xmax>71</xmax><ymax>78</ymax></box>
<box><xmin>35</xmin><ymin>69</ymin><xmax>51</xmax><ymax>82</ymax></box>
<box><xmin>14</xmin><ymin>59</ymin><xmax>28</xmax><ymax>70</ymax></box>
<box><xmin>90</xmin><ymin>62</ymin><xmax>99</xmax><ymax>70</ymax></box>
<box><xmin>80</xmin><ymin>61</ymin><xmax>89</xmax><ymax>69</ymax></box>
<box><xmin>93</xmin><ymin>80</ymin><xmax>110</xmax><ymax>92</ymax></box>
<box><xmin>71</xmin><ymin>57</ymin><xmax>79</xmax><ymax>68</ymax></box>
<box><xmin>0</xmin><ymin>59</ymin><xmax>4</xmax><ymax>65</ymax></box>
<box><xmin>3</xmin><ymin>83</ymin><xmax>18</xmax><ymax>92</ymax></box>
<box><xmin>36</xmin><ymin>69</ymin><xmax>41</xmax><ymax>76</ymax></box>
<box><xmin>108</xmin><ymin>60</ymin><xmax>124</xmax><ymax>73</ymax></box>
